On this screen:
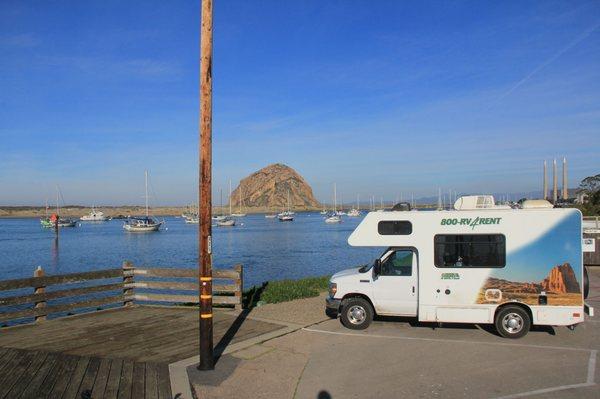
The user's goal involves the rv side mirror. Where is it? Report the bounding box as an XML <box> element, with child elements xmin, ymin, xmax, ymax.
<box><xmin>374</xmin><ymin>259</ymin><xmax>381</xmax><ymax>275</ymax></box>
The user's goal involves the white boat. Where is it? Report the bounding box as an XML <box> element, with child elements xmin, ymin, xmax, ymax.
<box><xmin>347</xmin><ymin>208</ymin><xmax>361</xmax><ymax>217</ymax></box>
<box><xmin>213</xmin><ymin>188</ymin><xmax>228</xmax><ymax>222</ymax></box>
<box><xmin>216</xmin><ymin>217</ymin><xmax>235</xmax><ymax>227</ymax></box>
<box><xmin>184</xmin><ymin>215</ymin><xmax>199</xmax><ymax>224</ymax></box>
<box><xmin>231</xmin><ymin>185</ymin><xmax>247</xmax><ymax>217</ymax></box>
<box><xmin>347</xmin><ymin>194</ymin><xmax>361</xmax><ymax>217</ymax></box>
<box><xmin>265</xmin><ymin>214</ymin><xmax>277</xmax><ymax>219</ymax></box>
<box><xmin>124</xmin><ymin>217</ymin><xmax>162</xmax><ymax>232</ymax></box>
<box><xmin>183</xmin><ymin>203</ymin><xmax>199</xmax><ymax>223</ymax></box>
<box><xmin>278</xmin><ymin>213</ymin><xmax>294</xmax><ymax>222</ymax></box>
<box><xmin>325</xmin><ymin>183</ymin><xmax>342</xmax><ymax>223</ymax></box>
<box><xmin>325</xmin><ymin>215</ymin><xmax>342</xmax><ymax>223</ymax></box>
<box><xmin>278</xmin><ymin>189</ymin><xmax>294</xmax><ymax>221</ymax></box>
<box><xmin>80</xmin><ymin>206</ymin><xmax>107</xmax><ymax>222</ymax></box>
<box><xmin>217</xmin><ymin>181</ymin><xmax>236</xmax><ymax>227</ymax></box>
<box><xmin>123</xmin><ymin>171</ymin><xmax>162</xmax><ymax>232</ymax></box>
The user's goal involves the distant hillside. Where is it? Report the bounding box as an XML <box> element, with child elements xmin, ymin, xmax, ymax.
<box><xmin>230</xmin><ymin>163</ymin><xmax>320</xmax><ymax>210</ymax></box>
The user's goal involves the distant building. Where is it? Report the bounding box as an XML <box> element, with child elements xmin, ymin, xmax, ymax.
<box><xmin>575</xmin><ymin>190</ymin><xmax>589</xmax><ymax>205</ymax></box>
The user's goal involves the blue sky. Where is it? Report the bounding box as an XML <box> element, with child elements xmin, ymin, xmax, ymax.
<box><xmin>1</xmin><ymin>0</ymin><xmax>599</xmax><ymax>206</ymax></box>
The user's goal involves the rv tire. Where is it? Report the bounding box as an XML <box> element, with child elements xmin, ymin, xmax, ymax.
<box><xmin>340</xmin><ymin>297</ymin><xmax>373</xmax><ymax>330</ymax></box>
<box><xmin>584</xmin><ymin>267</ymin><xmax>589</xmax><ymax>299</ymax></box>
<box><xmin>495</xmin><ymin>305</ymin><xmax>531</xmax><ymax>339</ymax></box>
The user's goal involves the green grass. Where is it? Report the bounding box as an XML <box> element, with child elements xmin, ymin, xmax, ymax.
<box><xmin>244</xmin><ymin>275</ymin><xmax>330</xmax><ymax>308</ymax></box>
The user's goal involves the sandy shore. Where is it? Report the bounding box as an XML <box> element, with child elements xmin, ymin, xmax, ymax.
<box><xmin>0</xmin><ymin>205</ymin><xmax>321</xmax><ymax>218</ymax></box>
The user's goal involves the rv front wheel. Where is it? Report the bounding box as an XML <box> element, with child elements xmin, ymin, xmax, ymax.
<box><xmin>495</xmin><ymin>306</ymin><xmax>531</xmax><ymax>339</ymax></box>
<box><xmin>340</xmin><ymin>297</ymin><xmax>373</xmax><ymax>330</ymax></box>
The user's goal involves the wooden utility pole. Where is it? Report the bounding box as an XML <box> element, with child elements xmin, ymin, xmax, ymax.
<box><xmin>198</xmin><ymin>0</ymin><xmax>214</xmax><ymax>371</ymax></box>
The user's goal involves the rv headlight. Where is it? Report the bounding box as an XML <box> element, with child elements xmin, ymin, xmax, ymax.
<box><xmin>328</xmin><ymin>282</ymin><xmax>337</xmax><ymax>298</ymax></box>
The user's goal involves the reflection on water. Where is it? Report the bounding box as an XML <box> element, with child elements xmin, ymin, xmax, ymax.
<box><xmin>51</xmin><ymin>236</ymin><xmax>59</xmax><ymax>271</ymax></box>
<box><xmin>0</xmin><ymin>214</ymin><xmax>381</xmax><ymax>287</ymax></box>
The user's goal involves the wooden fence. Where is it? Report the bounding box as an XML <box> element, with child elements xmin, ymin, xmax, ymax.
<box><xmin>0</xmin><ymin>262</ymin><xmax>243</xmax><ymax>326</ymax></box>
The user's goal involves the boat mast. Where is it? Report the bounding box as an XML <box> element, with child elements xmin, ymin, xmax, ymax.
<box><xmin>145</xmin><ymin>170</ymin><xmax>149</xmax><ymax>217</ymax></box>
<box><xmin>333</xmin><ymin>183</ymin><xmax>337</xmax><ymax>213</ymax></box>
<box><xmin>229</xmin><ymin>179</ymin><xmax>232</xmax><ymax>216</ymax></box>
<box><xmin>56</xmin><ymin>186</ymin><xmax>59</xmax><ymax>216</ymax></box>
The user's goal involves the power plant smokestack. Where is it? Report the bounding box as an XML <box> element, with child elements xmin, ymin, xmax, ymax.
<box><xmin>543</xmin><ymin>160</ymin><xmax>548</xmax><ymax>200</ymax></box>
<box><xmin>552</xmin><ymin>158</ymin><xmax>558</xmax><ymax>204</ymax></box>
<box><xmin>562</xmin><ymin>157</ymin><xmax>568</xmax><ymax>200</ymax></box>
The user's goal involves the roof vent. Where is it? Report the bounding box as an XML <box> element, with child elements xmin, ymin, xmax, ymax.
<box><xmin>453</xmin><ymin>195</ymin><xmax>495</xmax><ymax>210</ymax></box>
<box><xmin>521</xmin><ymin>199</ymin><xmax>553</xmax><ymax>209</ymax></box>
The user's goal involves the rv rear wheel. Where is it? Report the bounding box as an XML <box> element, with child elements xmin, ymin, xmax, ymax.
<box><xmin>584</xmin><ymin>267</ymin><xmax>589</xmax><ymax>299</ymax></box>
<box><xmin>495</xmin><ymin>306</ymin><xmax>531</xmax><ymax>339</ymax></box>
<box><xmin>340</xmin><ymin>297</ymin><xmax>373</xmax><ymax>330</ymax></box>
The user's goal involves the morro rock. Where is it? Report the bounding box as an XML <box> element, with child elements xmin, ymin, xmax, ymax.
<box><xmin>230</xmin><ymin>164</ymin><xmax>320</xmax><ymax>209</ymax></box>
<box><xmin>541</xmin><ymin>263</ymin><xmax>580</xmax><ymax>294</ymax></box>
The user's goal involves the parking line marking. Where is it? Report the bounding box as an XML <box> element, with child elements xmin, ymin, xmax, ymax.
<box><xmin>302</xmin><ymin>328</ymin><xmax>598</xmax><ymax>398</ymax></box>
<box><xmin>587</xmin><ymin>350</ymin><xmax>597</xmax><ymax>384</ymax></box>
<box><xmin>497</xmin><ymin>351</ymin><xmax>595</xmax><ymax>399</ymax></box>
<box><xmin>495</xmin><ymin>382</ymin><xmax>595</xmax><ymax>399</ymax></box>
<box><xmin>301</xmin><ymin>327</ymin><xmax>593</xmax><ymax>352</ymax></box>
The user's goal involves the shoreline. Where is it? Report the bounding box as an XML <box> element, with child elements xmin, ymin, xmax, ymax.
<box><xmin>0</xmin><ymin>205</ymin><xmax>322</xmax><ymax>219</ymax></box>
<box><xmin>0</xmin><ymin>204</ymin><xmax>438</xmax><ymax>219</ymax></box>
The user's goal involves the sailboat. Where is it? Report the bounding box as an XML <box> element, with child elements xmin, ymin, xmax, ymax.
<box><xmin>335</xmin><ymin>193</ymin><xmax>346</xmax><ymax>216</ymax></box>
<box><xmin>325</xmin><ymin>184</ymin><xmax>342</xmax><ymax>223</ymax></box>
<box><xmin>376</xmin><ymin>197</ymin><xmax>385</xmax><ymax>212</ymax></box>
<box><xmin>348</xmin><ymin>194</ymin><xmax>361</xmax><ymax>217</ymax></box>
<box><xmin>212</xmin><ymin>188</ymin><xmax>227</xmax><ymax>221</ymax></box>
<box><xmin>184</xmin><ymin>203</ymin><xmax>199</xmax><ymax>224</ymax></box>
<box><xmin>40</xmin><ymin>199</ymin><xmax>53</xmax><ymax>228</ymax></box>
<box><xmin>278</xmin><ymin>189</ymin><xmax>294</xmax><ymax>221</ymax></box>
<box><xmin>42</xmin><ymin>186</ymin><xmax>78</xmax><ymax>228</ymax></box>
<box><xmin>123</xmin><ymin>171</ymin><xmax>162</xmax><ymax>232</ymax></box>
<box><xmin>217</xmin><ymin>180</ymin><xmax>236</xmax><ymax>227</ymax></box>
<box><xmin>80</xmin><ymin>206</ymin><xmax>108</xmax><ymax>222</ymax></box>
<box><xmin>231</xmin><ymin>185</ymin><xmax>247</xmax><ymax>217</ymax></box>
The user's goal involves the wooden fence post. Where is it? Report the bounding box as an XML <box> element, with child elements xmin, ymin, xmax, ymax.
<box><xmin>33</xmin><ymin>266</ymin><xmax>46</xmax><ymax>322</ymax></box>
<box><xmin>122</xmin><ymin>261</ymin><xmax>135</xmax><ymax>307</ymax></box>
<box><xmin>234</xmin><ymin>264</ymin><xmax>243</xmax><ymax>311</ymax></box>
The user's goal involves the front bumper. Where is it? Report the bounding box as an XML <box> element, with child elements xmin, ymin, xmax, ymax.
<box><xmin>326</xmin><ymin>297</ymin><xmax>342</xmax><ymax>318</ymax></box>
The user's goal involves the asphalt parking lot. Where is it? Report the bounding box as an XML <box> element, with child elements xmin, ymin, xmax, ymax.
<box><xmin>290</xmin><ymin>267</ymin><xmax>600</xmax><ymax>398</ymax></box>
<box><xmin>192</xmin><ymin>268</ymin><xmax>600</xmax><ymax>399</ymax></box>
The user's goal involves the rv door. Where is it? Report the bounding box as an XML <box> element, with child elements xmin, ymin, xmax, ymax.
<box><xmin>371</xmin><ymin>249</ymin><xmax>418</xmax><ymax>316</ymax></box>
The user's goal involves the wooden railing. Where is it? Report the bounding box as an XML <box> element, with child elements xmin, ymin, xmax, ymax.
<box><xmin>131</xmin><ymin>263</ymin><xmax>243</xmax><ymax>309</ymax></box>
<box><xmin>0</xmin><ymin>262</ymin><xmax>243</xmax><ymax>326</ymax></box>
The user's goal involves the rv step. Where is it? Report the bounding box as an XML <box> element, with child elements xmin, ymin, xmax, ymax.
<box><xmin>585</xmin><ymin>302</ymin><xmax>594</xmax><ymax>317</ymax></box>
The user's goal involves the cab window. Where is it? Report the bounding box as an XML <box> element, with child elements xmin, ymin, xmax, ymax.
<box><xmin>381</xmin><ymin>250</ymin><xmax>413</xmax><ymax>276</ymax></box>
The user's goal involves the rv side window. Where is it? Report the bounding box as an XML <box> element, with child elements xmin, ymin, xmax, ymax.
<box><xmin>378</xmin><ymin>221</ymin><xmax>412</xmax><ymax>235</ymax></box>
<box><xmin>434</xmin><ymin>234</ymin><xmax>505</xmax><ymax>268</ymax></box>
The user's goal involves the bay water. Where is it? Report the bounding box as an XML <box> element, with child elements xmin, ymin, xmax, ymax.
<box><xmin>0</xmin><ymin>213</ymin><xmax>382</xmax><ymax>288</ymax></box>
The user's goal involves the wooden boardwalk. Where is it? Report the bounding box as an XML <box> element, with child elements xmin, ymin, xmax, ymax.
<box><xmin>0</xmin><ymin>347</ymin><xmax>171</xmax><ymax>398</ymax></box>
<box><xmin>0</xmin><ymin>306</ymin><xmax>283</xmax><ymax>398</ymax></box>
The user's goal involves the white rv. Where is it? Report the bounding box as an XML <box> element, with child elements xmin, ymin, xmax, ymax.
<box><xmin>326</xmin><ymin>197</ymin><xmax>592</xmax><ymax>338</ymax></box>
